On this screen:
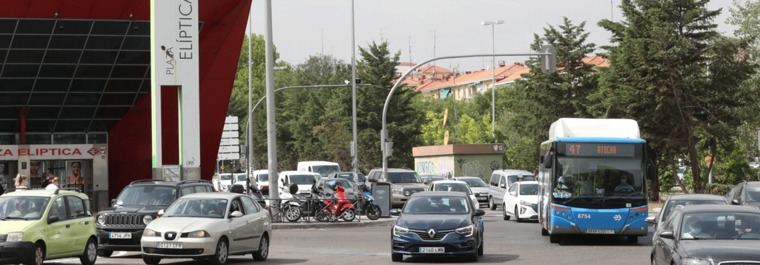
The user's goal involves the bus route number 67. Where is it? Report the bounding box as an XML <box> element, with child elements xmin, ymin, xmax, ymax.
<box><xmin>577</xmin><ymin>213</ymin><xmax>592</xmax><ymax>219</ymax></box>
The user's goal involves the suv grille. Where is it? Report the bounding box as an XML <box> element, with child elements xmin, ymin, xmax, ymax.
<box><xmin>410</xmin><ymin>229</ymin><xmax>452</xmax><ymax>240</ymax></box>
<box><xmin>105</xmin><ymin>214</ymin><xmax>144</xmax><ymax>226</ymax></box>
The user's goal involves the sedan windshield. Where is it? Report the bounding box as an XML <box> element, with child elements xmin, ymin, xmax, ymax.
<box><xmin>165</xmin><ymin>198</ymin><xmax>228</xmax><ymax>219</ymax></box>
<box><xmin>0</xmin><ymin>196</ymin><xmax>49</xmax><ymax>220</ymax></box>
<box><xmin>403</xmin><ymin>196</ymin><xmax>470</xmax><ymax>214</ymax></box>
<box><xmin>460</xmin><ymin>178</ymin><xmax>488</xmax><ymax>188</ymax></box>
<box><xmin>290</xmin><ymin>175</ymin><xmax>317</xmax><ymax>185</ymax></box>
<box><xmin>520</xmin><ymin>184</ymin><xmax>539</xmax><ymax>195</ymax></box>
<box><xmin>681</xmin><ymin>212</ymin><xmax>760</xmax><ymax>240</ymax></box>
<box><xmin>662</xmin><ymin>200</ymin><xmax>727</xmax><ymax>221</ymax></box>
<box><xmin>116</xmin><ymin>186</ymin><xmax>177</xmax><ymax>207</ymax></box>
<box><xmin>388</xmin><ymin>172</ymin><xmax>420</xmax><ymax>183</ymax></box>
<box><xmin>431</xmin><ymin>183</ymin><xmax>471</xmax><ymax>194</ymax></box>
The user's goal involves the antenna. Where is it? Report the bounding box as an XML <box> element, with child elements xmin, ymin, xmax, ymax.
<box><xmin>610</xmin><ymin>0</ymin><xmax>614</xmax><ymax>21</ymax></box>
<box><xmin>408</xmin><ymin>35</ymin><xmax>413</xmax><ymax>63</ymax></box>
<box><xmin>433</xmin><ymin>31</ymin><xmax>437</xmax><ymax>66</ymax></box>
<box><xmin>321</xmin><ymin>29</ymin><xmax>325</xmax><ymax>54</ymax></box>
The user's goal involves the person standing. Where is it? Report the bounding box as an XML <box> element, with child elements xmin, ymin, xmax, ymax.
<box><xmin>14</xmin><ymin>174</ymin><xmax>28</xmax><ymax>190</ymax></box>
<box><xmin>45</xmin><ymin>177</ymin><xmax>59</xmax><ymax>191</ymax></box>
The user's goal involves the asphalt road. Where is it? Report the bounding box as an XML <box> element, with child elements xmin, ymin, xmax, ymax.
<box><xmin>44</xmin><ymin>210</ymin><xmax>654</xmax><ymax>265</ymax></box>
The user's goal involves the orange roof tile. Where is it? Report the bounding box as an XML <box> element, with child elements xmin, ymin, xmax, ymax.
<box><xmin>417</xmin><ymin>64</ymin><xmax>528</xmax><ymax>93</ymax></box>
<box><xmin>417</xmin><ymin>65</ymin><xmax>452</xmax><ymax>74</ymax></box>
<box><xmin>582</xmin><ymin>55</ymin><xmax>609</xmax><ymax>67</ymax></box>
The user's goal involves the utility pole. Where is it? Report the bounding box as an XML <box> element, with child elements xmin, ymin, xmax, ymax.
<box><xmin>350</xmin><ymin>0</ymin><xmax>359</xmax><ymax>174</ymax></box>
<box><xmin>482</xmin><ymin>20</ymin><xmax>504</xmax><ymax>141</ymax></box>
<box><xmin>246</xmin><ymin>3</ymin><xmax>253</xmax><ymax>183</ymax></box>
<box><xmin>264</xmin><ymin>0</ymin><xmax>279</xmax><ymax>209</ymax></box>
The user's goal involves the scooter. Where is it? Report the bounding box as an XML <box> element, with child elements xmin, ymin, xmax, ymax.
<box><xmin>356</xmin><ymin>189</ymin><xmax>381</xmax><ymax>220</ymax></box>
<box><xmin>316</xmin><ymin>192</ymin><xmax>356</xmax><ymax>222</ymax></box>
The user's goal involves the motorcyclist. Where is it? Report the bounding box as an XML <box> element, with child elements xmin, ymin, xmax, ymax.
<box><xmin>334</xmin><ymin>182</ymin><xmax>351</xmax><ymax>214</ymax></box>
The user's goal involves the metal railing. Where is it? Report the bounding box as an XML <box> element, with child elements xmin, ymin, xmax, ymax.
<box><xmin>257</xmin><ymin>197</ymin><xmax>371</xmax><ymax>224</ymax></box>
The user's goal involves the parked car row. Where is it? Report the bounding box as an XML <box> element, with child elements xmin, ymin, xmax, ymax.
<box><xmin>0</xmin><ymin>178</ymin><xmax>272</xmax><ymax>265</ymax></box>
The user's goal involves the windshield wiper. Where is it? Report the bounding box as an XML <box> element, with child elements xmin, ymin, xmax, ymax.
<box><xmin>1</xmin><ymin>216</ymin><xmax>28</xmax><ymax>220</ymax></box>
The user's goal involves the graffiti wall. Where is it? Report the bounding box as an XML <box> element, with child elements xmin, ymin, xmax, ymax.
<box><xmin>415</xmin><ymin>154</ymin><xmax>502</xmax><ymax>180</ymax></box>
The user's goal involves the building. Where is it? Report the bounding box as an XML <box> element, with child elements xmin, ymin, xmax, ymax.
<box><xmin>0</xmin><ymin>0</ymin><xmax>250</xmax><ymax>209</ymax></box>
<box><xmin>406</xmin><ymin>55</ymin><xmax>609</xmax><ymax>101</ymax></box>
<box><xmin>413</xmin><ymin>144</ymin><xmax>504</xmax><ymax>180</ymax></box>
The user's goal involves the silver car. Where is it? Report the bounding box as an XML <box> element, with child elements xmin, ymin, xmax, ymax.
<box><xmin>140</xmin><ymin>193</ymin><xmax>271</xmax><ymax>265</ymax></box>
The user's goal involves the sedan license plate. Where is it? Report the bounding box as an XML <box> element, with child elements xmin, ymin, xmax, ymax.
<box><xmin>419</xmin><ymin>247</ymin><xmax>445</xmax><ymax>254</ymax></box>
<box><xmin>156</xmin><ymin>242</ymin><xmax>183</xmax><ymax>249</ymax></box>
<box><xmin>109</xmin><ymin>232</ymin><xmax>132</xmax><ymax>239</ymax></box>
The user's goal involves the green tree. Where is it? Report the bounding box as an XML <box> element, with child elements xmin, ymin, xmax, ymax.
<box><xmin>598</xmin><ymin>0</ymin><xmax>755</xmax><ymax>193</ymax></box>
<box><xmin>357</xmin><ymin>41</ymin><xmax>424</xmax><ymax>171</ymax></box>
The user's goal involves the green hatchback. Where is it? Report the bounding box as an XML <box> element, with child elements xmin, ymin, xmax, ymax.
<box><xmin>0</xmin><ymin>189</ymin><xmax>98</xmax><ymax>265</ymax></box>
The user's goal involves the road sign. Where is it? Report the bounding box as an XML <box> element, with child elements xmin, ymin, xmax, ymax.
<box><xmin>220</xmin><ymin>138</ymin><xmax>239</xmax><ymax>146</ymax></box>
<box><xmin>217</xmin><ymin>153</ymin><xmax>240</xmax><ymax>160</ymax></box>
<box><xmin>223</xmin><ymin>123</ymin><xmax>239</xmax><ymax>131</ymax></box>
<box><xmin>219</xmin><ymin>145</ymin><xmax>239</xmax><ymax>153</ymax></box>
<box><xmin>221</xmin><ymin>131</ymin><xmax>238</xmax><ymax>139</ymax></box>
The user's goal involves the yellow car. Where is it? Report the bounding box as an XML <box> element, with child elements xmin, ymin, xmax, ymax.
<box><xmin>0</xmin><ymin>189</ymin><xmax>98</xmax><ymax>265</ymax></box>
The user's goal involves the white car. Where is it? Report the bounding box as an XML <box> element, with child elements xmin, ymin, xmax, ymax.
<box><xmin>502</xmin><ymin>181</ymin><xmax>539</xmax><ymax>221</ymax></box>
<box><xmin>252</xmin><ymin>169</ymin><xmax>270</xmax><ymax>195</ymax></box>
<box><xmin>297</xmin><ymin>161</ymin><xmax>340</xmax><ymax>178</ymax></box>
<box><xmin>453</xmin><ymin>177</ymin><xmax>491</xmax><ymax>208</ymax></box>
<box><xmin>215</xmin><ymin>173</ymin><xmax>233</xmax><ymax>192</ymax></box>
<box><xmin>428</xmin><ymin>180</ymin><xmax>480</xmax><ymax>209</ymax></box>
<box><xmin>278</xmin><ymin>171</ymin><xmax>320</xmax><ymax>200</ymax></box>
<box><xmin>141</xmin><ymin>192</ymin><xmax>271</xmax><ymax>265</ymax></box>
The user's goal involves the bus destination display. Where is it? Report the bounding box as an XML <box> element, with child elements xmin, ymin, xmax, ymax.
<box><xmin>562</xmin><ymin>143</ymin><xmax>636</xmax><ymax>157</ymax></box>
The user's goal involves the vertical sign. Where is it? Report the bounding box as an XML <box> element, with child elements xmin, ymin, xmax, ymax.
<box><xmin>151</xmin><ymin>0</ymin><xmax>201</xmax><ymax>179</ymax></box>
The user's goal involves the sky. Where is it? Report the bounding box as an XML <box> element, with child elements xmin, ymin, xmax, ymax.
<box><xmin>250</xmin><ymin>0</ymin><xmax>737</xmax><ymax>71</ymax></box>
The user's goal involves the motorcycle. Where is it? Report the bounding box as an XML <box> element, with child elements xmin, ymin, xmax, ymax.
<box><xmin>315</xmin><ymin>192</ymin><xmax>356</xmax><ymax>222</ymax></box>
<box><xmin>356</xmin><ymin>190</ymin><xmax>381</xmax><ymax>220</ymax></box>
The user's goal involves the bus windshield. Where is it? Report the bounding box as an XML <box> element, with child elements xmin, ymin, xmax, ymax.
<box><xmin>553</xmin><ymin>157</ymin><xmax>644</xmax><ymax>206</ymax></box>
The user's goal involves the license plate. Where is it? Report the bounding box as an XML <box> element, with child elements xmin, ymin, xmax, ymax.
<box><xmin>156</xmin><ymin>242</ymin><xmax>183</xmax><ymax>249</ymax></box>
<box><xmin>419</xmin><ymin>247</ymin><xmax>445</xmax><ymax>253</ymax></box>
<box><xmin>109</xmin><ymin>232</ymin><xmax>132</xmax><ymax>239</ymax></box>
<box><xmin>586</xmin><ymin>229</ymin><xmax>615</xmax><ymax>234</ymax></box>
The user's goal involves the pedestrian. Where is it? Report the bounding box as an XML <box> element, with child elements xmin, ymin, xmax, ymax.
<box><xmin>14</xmin><ymin>174</ymin><xmax>28</xmax><ymax>190</ymax></box>
<box><xmin>45</xmin><ymin>177</ymin><xmax>59</xmax><ymax>191</ymax></box>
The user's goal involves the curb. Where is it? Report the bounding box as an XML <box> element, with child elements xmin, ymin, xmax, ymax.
<box><xmin>272</xmin><ymin>217</ymin><xmax>396</xmax><ymax>230</ymax></box>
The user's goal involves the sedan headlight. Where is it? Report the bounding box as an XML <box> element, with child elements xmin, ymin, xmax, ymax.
<box><xmin>143</xmin><ymin>229</ymin><xmax>160</xmax><ymax>237</ymax></box>
<box><xmin>682</xmin><ymin>258</ymin><xmax>712</xmax><ymax>265</ymax></box>
<box><xmin>97</xmin><ymin>214</ymin><xmax>106</xmax><ymax>226</ymax></box>
<box><xmin>392</xmin><ymin>225</ymin><xmax>409</xmax><ymax>237</ymax></box>
<box><xmin>6</xmin><ymin>232</ymin><xmax>23</xmax><ymax>242</ymax></box>
<box><xmin>143</xmin><ymin>215</ymin><xmax>153</xmax><ymax>225</ymax></box>
<box><xmin>520</xmin><ymin>200</ymin><xmax>532</xmax><ymax>206</ymax></box>
<box><xmin>455</xmin><ymin>225</ymin><xmax>474</xmax><ymax>237</ymax></box>
<box><xmin>185</xmin><ymin>230</ymin><xmax>211</xmax><ymax>238</ymax></box>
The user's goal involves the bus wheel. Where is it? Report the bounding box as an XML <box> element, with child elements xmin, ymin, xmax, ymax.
<box><xmin>549</xmin><ymin>234</ymin><xmax>561</xmax><ymax>243</ymax></box>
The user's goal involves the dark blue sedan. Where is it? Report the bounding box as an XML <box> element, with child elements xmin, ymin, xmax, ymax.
<box><xmin>390</xmin><ymin>191</ymin><xmax>485</xmax><ymax>262</ymax></box>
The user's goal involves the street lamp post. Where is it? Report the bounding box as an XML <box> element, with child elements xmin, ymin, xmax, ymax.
<box><xmin>481</xmin><ymin>20</ymin><xmax>503</xmax><ymax>142</ymax></box>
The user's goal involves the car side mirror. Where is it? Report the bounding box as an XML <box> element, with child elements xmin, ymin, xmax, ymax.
<box><xmin>474</xmin><ymin>209</ymin><xmax>485</xmax><ymax>217</ymax></box>
<box><xmin>390</xmin><ymin>209</ymin><xmax>401</xmax><ymax>216</ymax></box>
<box><xmin>645</xmin><ymin>215</ymin><xmax>656</xmax><ymax>224</ymax></box>
<box><xmin>47</xmin><ymin>215</ymin><xmax>59</xmax><ymax>224</ymax></box>
<box><xmin>659</xmin><ymin>231</ymin><xmax>675</xmax><ymax>240</ymax></box>
<box><xmin>732</xmin><ymin>199</ymin><xmax>740</xmax><ymax>205</ymax></box>
<box><xmin>157</xmin><ymin>209</ymin><xmax>165</xmax><ymax>217</ymax></box>
<box><xmin>230</xmin><ymin>211</ymin><xmax>243</xmax><ymax>218</ymax></box>
<box><xmin>110</xmin><ymin>199</ymin><xmax>117</xmax><ymax>207</ymax></box>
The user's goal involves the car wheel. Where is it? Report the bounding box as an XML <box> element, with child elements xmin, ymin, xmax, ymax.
<box><xmin>391</xmin><ymin>253</ymin><xmax>403</xmax><ymax>262</ymax></box>
<box><xmin>478</xmin><ymin>237</ymin><xmax>484</xmax><ymax>256</ymax></box>
<box><xmin>253</xmin><ymin>234</ymin><xmax>269</xmax><ymax>261</ymax></box>
<box><xmin>25</xmin><ymin>242</ymin><xmax>44</xmax><ymax>265</ymax></box>
<box><xmin>97</xmin><ymin>249</ymin><xmax>113</xmax><ymax>257</ymax></box>
<box><xmin>79</xmin><ymin>238</ymin><xmax>98</xmax><ymax>265</ymax></box>
<box><xmin>514</xmin><ymin>206</ymin><xmax>521</xmax><ymax>222</ymax></box>
<box><xmin>142</xmin><ymin>257</ymin><xmax>161</xmax><ymax>265</ymax></box>
<box><xmin>489</xmin><ymin>197</ymin><xmax>496</xmax><ymax>210</ymax></box>
<box><xmin>208</xmin><ymin>238</ymin><xmax>229</xmax><ymax>265</ymax></box>
<box><xmin>284</xmin><ymin>205</ymin><xmax>302</xmax><ymax>223</ymax></box>
<box><xmin>503</xmin><ymin>203</ymin><xmax>510</xmax><ymax>220</ymax></box>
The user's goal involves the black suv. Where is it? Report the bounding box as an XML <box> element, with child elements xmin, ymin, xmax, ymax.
<box><xmin>95</xmin><ymin>179</ymin><xmax>214</xmax><ymax>257</ymax></box>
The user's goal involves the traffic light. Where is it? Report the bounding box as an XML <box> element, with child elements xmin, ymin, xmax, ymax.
<box><xmin>540</xmin><ymin>45</ymin><xmax>557</xmax><ymax>73</ymax></box>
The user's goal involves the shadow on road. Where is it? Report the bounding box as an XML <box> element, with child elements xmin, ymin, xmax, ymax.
<box><xmin>404</xmin><ymin>254</ymin><xmax>519</xmax><ymax>263</ymax></box>
<box><xmin>555</xmin><ymin>234</ymin><xmax>653</xmax><ymax>246</ymax></box>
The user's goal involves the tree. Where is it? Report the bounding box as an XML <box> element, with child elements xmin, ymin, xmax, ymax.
<box><xmin>357</xmin><ymin>41</ymin><xmax>424</xmax><ymax>171</ymax></box>
<box><xmin>598</xmin><ymin>0</ymin><xmax>755</xmax><ymax>193</ymax></box>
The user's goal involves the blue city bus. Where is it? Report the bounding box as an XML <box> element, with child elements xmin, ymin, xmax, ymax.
<box><xmin>537</xmin><ymin>119</ymin><xmax>648</xmax><ymax>244</ymax></box>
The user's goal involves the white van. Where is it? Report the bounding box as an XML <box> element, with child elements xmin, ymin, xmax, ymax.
<box><xmin>278</xmin><ymin>171</ymin><xmax>320</xmax><ymax>200</ymax></box>
<box><xmin>297</xmin><ymin>161</ymin><xmax>341</xmax><ymax>178</ymax></box>
<box><xmin>487</xmin><ymin>169</ymin><xmax>535</xmax><ymax>210</ymax></box>
<box><xmin>252</xmin><ymin>169</ymin><xmax>270</xmax><ymax>195</ymax></box>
